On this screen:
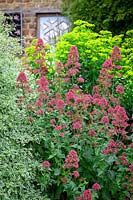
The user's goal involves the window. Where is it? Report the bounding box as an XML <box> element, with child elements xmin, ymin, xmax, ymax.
<box><xmin>37</xmin><ymin>14</ymin><xmax>71</xmax><ymax>47</ymax></box>
<box><xmin>4</xmin><ymin>12</ymin><xmax>22</xmax><ymax>44</ymax></box>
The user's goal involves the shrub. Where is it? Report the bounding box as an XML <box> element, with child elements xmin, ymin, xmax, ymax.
<box><xmin>0</xmin><ymin>14</ymin><xmax>47</xmax><ymax>200</ymax></box>
<box><xmin>55</xmin><ymin>20</ymin><xmax>133</xmax><ymax>116</ymax></box>
<box><xmin>19</xmin><ymin>40</ymin><xmax>133</xmax><ymax>199</ymax></box>
<box><xmin>61</xmin><ymin>0</ymin><xmax>133</xmax><ymax>35</ymax></box>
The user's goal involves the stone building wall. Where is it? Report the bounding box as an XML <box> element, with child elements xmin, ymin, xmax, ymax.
<box><xmin>0</xmin><ymin>0</ymin><xmax>61</xmax><ymax>46</ymax></box>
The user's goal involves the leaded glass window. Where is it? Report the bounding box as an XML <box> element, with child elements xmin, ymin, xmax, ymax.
<box><xmin>38</xmin><ymin>14</ymin><xmax>71</xmax><ymax>47</ymax></box>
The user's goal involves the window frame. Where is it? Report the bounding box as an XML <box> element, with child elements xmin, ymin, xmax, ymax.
<box><xmin>37</xmin><ymin>12</ymin><xmax>71</xmax><ymax>46</ymax></box>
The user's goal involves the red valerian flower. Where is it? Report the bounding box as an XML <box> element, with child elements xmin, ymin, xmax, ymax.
<box><xmin>77</xmin><ymin>77</ymin><xmax>85</xmax><ymax>83</ymax></box>
<box><xmin>71</xmin><ymin>170</ymin><xmax>80</xmax><ymax>177</ymax></box>
<box><xmin>77</xmin><ymin>189</ymin><xmax>92</xmax><ymax>200</ymax></box>
<box><xmin>92</xmin><ymin>183</ymin><xmax>101</xmax><ymax>190</ymax></box>
<box><xmin>64</xmin><ymin>78</ymin><xmax>70</xmax><ymax>83</ymax></box>
<box><xmin>41</xmin><ymin>160</ymin><xmax>51</xmax><ymax>168</ymax></box>
<box><xmin>59</xmin><ymin>132</ymin><xmax>64</xmax><ymax>137</ymax></box>
<box><xmin>54</xmin><ymin>125</ymin><xmax>63</xmax><ymax>131</ymax></box>
<box><xmin>116</xmin><ymin>85</ymin><xmax>124</xmax><ymax>94</ymax></box>
<box><xmin>72</xmin><ymin>122</ymin><xmax>82</xmax><ymax>131</ymax></box>
<box><xmin>66</xmin><ymin>90</ymin><xmax>76</xmax><ymax>105</ymax></box>
<box><xmin>67</xmin><ymin>67</ymin><xmax>79</xmax><ymax>76</ymax></box>
<box><xmin>61</xmin><ymin>177</ymin><xmax>68</xmax><ymax>183</ymax></box>
<box><xmin>35</xmin><ymin>38</ymin><xmax>45</xmax><ymax>51</ymax></box>
<box><xmin>118</xmin><ymin>155</ymin><xmax>129</xmax><ymax>166</ymax></box>
<box><xmin>128</xmin><ymin>164</ymin><xmax>133</xmax><ymax>172</ymax></box>
<box><xmin>16</xmin><ymin>71</ymin><xmax>31</xmax><ymax>92</ymax></box>
<box><xmin>56</xmin><ymin>99</ymin><xmax>65</xmax><ymax>110</ymax></box>
<box><xmin>130</xmin><ymin>143</ymin><xmax>133</xmax><ymax>148</ymax></box>
<box><xmin>36</xmin><ymin>109</ymin><xmax>44</xmax><ymax>115</ymax></box>
<box><xmin>68</xmin><ymin>45</ymin><xmax>79</xmax><ymax>64</ymax></box>
<box><xmin>111</xmin><ymin>46</ymin><xmax>121</xmax><ymax>61</ymax></box>
<box><xmin>27</xmin><ymin>116</ymin><xmax>33</xmax><ymax>122</ymax></box>
<box><xmin>101</xmin><ymin>116</ymin><xmax>109</xmax><ymax>124</ymax></box>
<box><xmin>50</xmin><ymin>118</ymin><xmax>56</xmax><ymax>124</ymax></box>
<box><xmin>35</xmin><ymin>58</ymin><xmax>45</xmax><ymax>65</ymax></box>
<box><xmin>64</xmin><ymin>150</ymin><xmax>79</xmax><ymax>169</ymax></box>
<box><xmin>89</xmin><ymin>129</ymin><xmax>97</xmax><ymax>137</ymax></box>
<box><xmin>16</xmin><ymin>71</ymin><xmax>28</xmax><ymax>83</ymax></box>
<box><xmin>102</xmin><ymin>58</ymin><xmax>113</xmax><ymax>69</ymax></box>
<box><xmin>36</xmin><ymin>76</ymin><xmax>49</xmax><ymax>92</ymax></box>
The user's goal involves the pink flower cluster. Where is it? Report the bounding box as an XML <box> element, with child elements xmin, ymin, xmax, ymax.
<box><xmin>116</xmin><ymin>85</ymin><xmax>124</xmax><ymax>94</ymax></box>
<box><xmin>35</xmin><ymin>76</ymin><xmax>49</xmax><ymax>109</ymax></box>
<box><xmin>16</xmin><ymin>71</ymin><xmax>31</xmax><ymax>93</ymax></box>
<box><xmin>89</xmin><ymin>129</ymin><xmax>97</xmax><ymax>137</ymax></box>
<box><xmin>67</xmin><ymin>67</ymin><xmax>79</xmax><ymax>76</ymax></box>
<box><xmin>54</xmin><ymin>124</ymin><xmax>66</xmax><ymax>131</ymax></box>
<box><xmin>41</xmin><ymin>160</ymin><xmax>51</xmax><ymax>168</ymax></box>
<box><xmin>32</xmin><ymin>66</ymin><xmax>48</xmax><ymax>76</ymax></box>
<box><xmin>61</xmin><ymin>177</ymin><xmax>68</xmax><ymax>183</ymax></box>
<box><xmin>92</xmin><ymin>183</ymin><xmax>101</xmax><ymax>190</ymax></box>
<box><xmin>72</xmin><ymin>122</ymin><xmax>82</xmax><ymax>131</ymax></box>
<box><xmin>67</xmin><ymin>45</ymin><xmax>79</xmax><ymax>65</ymax></box>
<box><xmin>36</xmin><ymin>58</ymin><xmax>45</xmax><ymax>65</ymax></box>
<box><xmin>102</xmin><ymin>58</ymin><xmax>113</xmax><ymax>69</ymax></box>
<box><xmin>77</xmin><ymin>189</ymin><xmax>92</xmax><ymax>200</ymax></box>
<box><xmin>16</xmin><ymin>71</ymin><xmax>28</xmax><ymax>83</ymax></box>
<box><xmin>64</xmin><ymin>150</ymin><xmax>79</xmax><ymax>169</ymax></box>
<box><xmin>35</xmin><ymin>38</ymin><xmax>45</xmax><ymax>52</ymax></box>
<box><xmin>98</xmin><ymin>61</ymin><xmax>114</xmax><ymax>89</ymax></box>
<box><xmin>64</xmin><ymin>46</ymin><xmax>81</xmax><ymax>77</ymax></box>
<box><xmin>128</xmin><ymin>164</ymin><xmax>133</xmax><ymax>172</ymax></box>
<box><xmin>102</xmin><ymin>139</ymin><xmax>117</xmax><ymax>154</ymax></box>
<box><xmin>66</xmin><ymin>90</ymin><xmax>76</xmax><ymax>105</ymax></box>
<box><xmin>35</xmin><ymin>97</ymin><xmax>43</xmax><ymax>107</ymax></box>
<box><xmin>65</xmin><ymin>88</ymin><xmax>92</xmax><ymax>111</ymax></box>
<box><xmin>130</xmin><ymin>143</ymin><xmax>133</xmax><ymax>148</ymax></box>
<box><xmin>118</xmin><ymin>155</ymin><xmax>129</xmax><ymax>166</ymax></box>
<box><xmin>36</xmin><ymin>109</ymin><xmax>44</xmax><ymax>115</ymax></box>
<box><xmin>71</xmin><ymin>170</ymin><xmax>80</xmax><ymax>177</ymax></box>
<box><xmin>56</xmin><ymin>99</ymin><xmax>65</xmax><ymax>110</ymax></box>
<box><xmin>93</xmin><ymin>97</ymin><xmax>108</xmax><ymax>109</ymax></box>
<box><xmin>101</xmin><ymin>116</ymin><xmax>109</xmax><ymax>124</ymax></box>
<box><xmin>111</xmin><ymin>105</ymin><xmax>129</xmax><ymax>130</ymax></box>
<box><xmin>111</xmin><ymin>46</ymin><xmax>121</xmax><ymax>61</ymax></box>
<box><xmin>77</xmin><ymin>77</ymin><xmax>85</xmax><ymax>83</ymax></box>
<box><xmin>36</xmin><ymin>76</ymin><xmax>49</xmax><ymax>93</ymax></box>
<box><xmin>102</xmin><ymin>139</ymin><xmax>127</xmax><ymax>155</ymax></box>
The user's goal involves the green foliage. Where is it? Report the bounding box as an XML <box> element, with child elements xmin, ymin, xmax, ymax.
<box><xmin>1</xmin><ymin>12</ymin><xmax>132</xmax><ymax>199</ymax></box>
<box><xmin>61</xmin><ymin>0</ymin><xmax>133</xmax><ymax>35</ymax></box>
<box><xmin>55</xmin><ymin>20</ymin><xmax>133</xmax><ymax>116</ymax></box>
<box><xmin>0</xmin><ymin>14</ymin><xmax>46</xmax><ymax>200</ymax></box>
<box><xmin>19</xmin><ymin>43</ymin><xmax>133</xmax><ymax>199</ymax></box>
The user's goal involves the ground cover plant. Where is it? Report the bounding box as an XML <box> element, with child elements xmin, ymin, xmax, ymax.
<box><xmin>17</xmin><ymin>38</ymin><xmax>133</xmax><ymax>200</ymax></box>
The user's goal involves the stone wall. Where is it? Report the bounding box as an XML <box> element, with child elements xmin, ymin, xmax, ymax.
<box><xmin>0</xmin><ymin>0</ymin><xmax>61</xmax><ymax>46</ymax></box>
